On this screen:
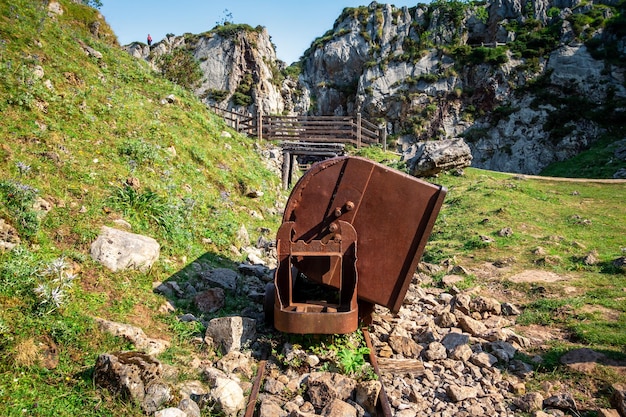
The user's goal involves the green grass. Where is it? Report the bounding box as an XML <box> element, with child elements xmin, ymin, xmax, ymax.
<box><xmin>0</xmin><ymin>1</ymin><xmax>283</xmax><ymax>415</ymax></box>
<box><xmin>540</xmin><ymin>133</ymin><xmax>626</xmax><ymax>178</ymax></box>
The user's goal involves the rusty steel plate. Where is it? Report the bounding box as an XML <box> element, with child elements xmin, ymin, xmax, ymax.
<box><xmin>282</xmin><ymin>156</ymin><xmax>446</xmax><ymax>313</ymax></box>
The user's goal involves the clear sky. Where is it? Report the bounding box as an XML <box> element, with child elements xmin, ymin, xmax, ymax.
<box><xmin>99</xmin><ymin>1</ymin><xmax>419</xmax><ymax>65</ymax></box>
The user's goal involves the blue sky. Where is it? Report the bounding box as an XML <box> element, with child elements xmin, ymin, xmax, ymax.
<box><xmin>100</xmin><ymin>1</ymin><xmax>418</xmax><ymax>64</ymax></box>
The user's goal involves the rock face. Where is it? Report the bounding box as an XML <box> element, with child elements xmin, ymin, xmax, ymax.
<box><xmin>125</xmin><ymin>0</ymin><xmax>626</xmax><ymax>176</ymax></box>
<box><xmin>125</xmin><ymin>27</ymin><xmax>302</xmax><ymax>116</ymax></box>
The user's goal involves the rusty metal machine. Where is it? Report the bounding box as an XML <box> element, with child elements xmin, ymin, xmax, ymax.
<box><xmin>265</xmin><ymin>156</ymin><xmax>447</xmax><ymax>334</ymax></box>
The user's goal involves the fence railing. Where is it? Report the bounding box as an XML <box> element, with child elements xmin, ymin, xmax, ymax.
<box><xmin>210</xmin><ymin>105</ymin><xmax>386</xmax><ymax>150</ymax></box>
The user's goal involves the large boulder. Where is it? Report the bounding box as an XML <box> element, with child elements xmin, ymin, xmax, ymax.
<box><xmin>90</xmin><ymin>226</ymin><xmax>160</xmax><ymax>272</ymax></box>
<box><xmin>402</xmin><ymin>138</ymin><xmax>473</xmax><ymax>177</ymax></box>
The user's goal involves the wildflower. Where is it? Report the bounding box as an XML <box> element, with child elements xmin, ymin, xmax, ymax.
<box><xmin>16</xmin><ymin>161</ymin><xmax>31</xmax><ymax>176</ymax></box>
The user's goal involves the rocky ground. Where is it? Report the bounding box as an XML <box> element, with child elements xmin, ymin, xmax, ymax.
<box><xmin>93</xmin><ymin>253</ymin><xmax>626</xmax><ymax>417</ymax></box>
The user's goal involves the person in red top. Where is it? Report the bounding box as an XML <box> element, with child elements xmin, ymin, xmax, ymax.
<box><xmin>147</xmin><ymin>34</ymin><xmax>152</xmax><ymax>46</ymax></box>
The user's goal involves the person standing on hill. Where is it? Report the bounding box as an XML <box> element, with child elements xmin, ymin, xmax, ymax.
<box><xmin>147</xmin><ymin>34</ymin><xmax>152</xmax><ymax>46</ymax></box>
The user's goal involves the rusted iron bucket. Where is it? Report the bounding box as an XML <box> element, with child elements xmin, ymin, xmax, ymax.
<box><xmin>265</xmin><ymin>156</ymin><xmax>447</xmax><ymax>334</ymax></box>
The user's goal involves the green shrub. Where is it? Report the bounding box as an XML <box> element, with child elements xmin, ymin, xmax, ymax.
<box><xmin>0</xmin><ymin>180</ymin><xmax>40</xmax><ymax>239</ymax></box>
<box><xmin>156</xmin><ymin>48</ymin><xmax>203</xmax><ymax>90</ymax></box>
<box><xmin>118</xmin><ymin>138</ymin><xmax>163</xmax><ymax>166</ymax></box>
<box><xmin>211</xmin><ymin>22</ymin><xmax>262</xmax><ymax>39</ymax></box>
<box><xmin>204</xmin><ymin>89</ymin><xmax>229</xmax><ymax>102</ymax></box>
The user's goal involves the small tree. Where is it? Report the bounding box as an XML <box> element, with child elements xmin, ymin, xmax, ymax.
<box><xmin>156</xmin><ymin>49</ymin><xmax>203</xmax><ymax>90</ymax></box>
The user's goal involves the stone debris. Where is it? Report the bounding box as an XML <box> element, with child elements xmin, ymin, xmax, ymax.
<box><xmin>93</xmin><ymin>255</ymin><xmax>622</xmax><ymax>416</ymax></box>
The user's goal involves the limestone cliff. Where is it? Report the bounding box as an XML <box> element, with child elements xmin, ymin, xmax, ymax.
<box><xmin>298</xmin><ymin>0</ymin><xmax>626</xmax><ymax>174</ymax></box>
<box><xmin>122</xmin><ymin>1</ymin><xmax>626</xmax><ymax>175</ymax></box>
<box><xmin>124</xmin><ymin>25</ymin><xmax>302</xmax><ymax>115</ymax></box>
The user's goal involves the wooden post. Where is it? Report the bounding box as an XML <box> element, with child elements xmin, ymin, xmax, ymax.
<box><xmin>289</xmin><ymin>154</ymin><xmax>297</xmax><ymax>188</ymax></box>
<box><xmin>380</xmin><ymin>125</ymin><xmax>387</xmax><ymax>152</ymax></box>
<box><xmin>257</xmin><ymin>108</ymin><xmax>263</xmax><ymax>141</ymax></box>
<box><xmin>282</xmin><ymin>150</ymin><xmax>290</xmax><ymax>190</ymax></box>
<box><xmin>356</xmin><ymin>113</ymin><xmax>362</xmax><ymax>149</ymax></box>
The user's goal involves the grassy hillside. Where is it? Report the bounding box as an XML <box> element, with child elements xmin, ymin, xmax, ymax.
<box><xmin>0</xmin><ymin>1</ymin><xmax>283</xmax><ymax>415</ymax></box>
<box><xmin>0</xmin><ymin>1</ymin><xmax>624</xmax><ymax>416</ymax></box>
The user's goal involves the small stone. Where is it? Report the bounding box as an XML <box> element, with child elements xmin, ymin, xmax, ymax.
<box><xmin>470</xmin><ymin>352</ymin><xmax>498</xmax><ymax>368</ymax></box>
<box><xmin>442</xmin><ymin>274</ymin><xmax>464</xmax><ymax>287</ymax></box>
<box><xmin>511</xmin><ymin>382</ymin><xmax>526</xmax><ymax>395</ymax></box>
<box><xmin>457</xmin><ymin>315</ymin><xmax>488</xmax><ymax>336</ymax></box>
<box><xmin>514</xmin><ymin>392</ymin><xmax>544</xmax><ymax>412</ymax></box>
<box><xmin>509</xmin><ymin>359</ymin><xmax>534</xmax><ymax>378</ymax></box>
<box><xmin>501</xmin><ymin>302</ymin><xmax>521</xmax><ymax>316</ymax></box>
<box><xmin>440</xmin><ymin>332</ymin><xmax>469</xmax><ymax>352</ymax></box>
<box><xmin>436</xmin><ymin>311</ymin><xmax>458</xmax><ymax>328</ymax></box>
<box><xmin>613</xmin><ymin>257</ymin><xmax>626</xmax><ymax>270</ymax></box>
<box><xmin>193</xmin><ymin>288</ymin><xmax>225</xmax><ymax>314</ymax></box>
<box><xmin>355</xmin><ymin>380</ymin><xmax>381</xmax><ymax>415</ymax></box>
<box><xmin>155</xmin><ymin>408</ymin><xmax>187</xmax><ymax>417</ymax></box>
<box><xmin>582</xmin><ymin>250</ymin><xmax>599</xmax><ymax>265</ymax></box>
<box><xmin>544</xmin><ymin>393</ymin><xmax>577</xmax><ymax>410</ymax></box>
<box><xmin>446</xmin><ymin>384</ymin><xmax>478</xmax><ymax>402</ymax></box>
<box><xmin>449</xmin><ymin>344</ymin><xmax>472</xmax><ymax>362</ymax></box>
<box><xmin>259</xmin><ymin>399</ymin><xmax>287</xmax><ymax>417</ymax></box>
<box><xmin>423</xmin><ymin>342</ymin><xmax>447</xmax><ymax>361</ymax></box>
<box><xmin>498</xmin><ymin>227</ymin><xmax>513</xmax><ymax>237</ymax></box>
<box><xmin>321</xmin><ymin>398</ymin><xmax>357</xmax><ymax>417</ymax></box>
<box><xmin>611</xmin><ymin>383</ymin><xmax>626</xmax><ymax>417</ymax></box>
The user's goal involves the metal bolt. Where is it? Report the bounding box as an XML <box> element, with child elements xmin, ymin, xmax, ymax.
<box><xmin>345</xmin><ymin>201</ymin><xmax>355</xmax><ymax>211</ymax></box>
<box><xmin>329</xmin><ymin>222</ymin><xmax>339</xmax><ymax>232</ymax></box>
<box><xmin>334</xmin><ymin>207</ymin><xmax>342</xmax><ymax>217</ymax></box>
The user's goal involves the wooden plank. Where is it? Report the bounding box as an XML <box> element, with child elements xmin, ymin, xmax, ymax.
<box><xmin>377</xmin><ymin>358</ymin><xmax>425</xmax><ymax>375</ymax></box>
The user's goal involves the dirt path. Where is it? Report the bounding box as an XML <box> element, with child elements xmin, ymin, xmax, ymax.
<box><xmin>483</xmin><ymin>170</ymin><xmax>626</xmax><ymax>184</ymax></box>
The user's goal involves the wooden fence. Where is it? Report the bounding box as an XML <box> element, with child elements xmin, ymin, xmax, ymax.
<box><xmin>210</xmin><ymin>105</ymin><xmax>387</xmax><ymax>150</ymax></box>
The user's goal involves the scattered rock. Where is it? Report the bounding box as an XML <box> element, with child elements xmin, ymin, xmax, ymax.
<box><xmin>94</xmin><ymin>318</ymin><xmax>170</xmax><ymax>355</ymax></box>
<box><xmin>90</xmin><ymin>226</ymin><xmax>160</xmax><ymax>272</ymax></box>
<box><xmin>0</xmin><ymin>219</ymin><xmax>20</xmax><ymax>251</ymax></box>
<box><xmin>321</xmin><ymin>398</ymin><xmax>357</xmax><ymax>417</ymax></box>
<box><xmin>498</xmin><ymin>227</ymin><xmax>513</xmax><ymax>237</ymax></box>
<box><xmin>458</xmin><ymin>315</ymin><xmax>488</xmax><ymax>336</ymax></box>
<box><xmin>446</xmin><ymin>384</ymin><xmax>478</xmax><ymax>402</ymax></box>
<box><xmin>423</xmin><ymin>341</ymin><xmax>447</xmax><ymax>361</ymax></box>
<box><xmin>94</xmin><ymin>351</ymin><xmax>170</xmax><ymax>414</ymax></box>
<box><xmin>544</xmin><ymin>393</ymin><xmax>577</xmax><ymax>411</ymax></box>
<box><xmin>470</xmin><ymin>296</ymin><xmax>502</xmax><ymax>315</ymax></box>
<box><xmin>610</xmin><ymin>383</ymin><xmax>626</xmax><ymax>417</ymax></box>
<box><xmin>306</xmin><ymin>372</ymin><xmax>357</xmax><ymax>411</ymax></box>
<box><xmin>514</xmin><ymin>392</ymin><xmax>544</xmax><ymax>412</ymax></box>
<box><xmin>203</xmin><ymin>369</ymin><xmax>246</xmax><ymax>417</ymax></box>
<box><xmin>193</xmin><ymin>288</ymin><xmax>226</xmax><ymax>313</ymax></box>
<box><xmin>201</xmin><ymin>268</ymin><xmax>239</xmax><ymax>291</ymax></box>
<box><xmin>582</xmin><ymin>250</ymin><xmax>599</xmax><ymax>266</ymax></box>
<box><xmin>204</xmin><ymin>316</ymin><xmax>256</xmax><ymax>354</ymax></box>
<box><xmin>613</xmin><ymin>257</ymin><xmax>626</xmax><ymax>271</ymax></box>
